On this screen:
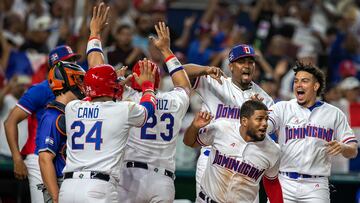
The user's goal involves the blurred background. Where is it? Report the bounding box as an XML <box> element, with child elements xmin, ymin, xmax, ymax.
<box><xmin>0</xmin><ymin>0</ymin><xmax>360</xmax><ymax>202</ymax></box>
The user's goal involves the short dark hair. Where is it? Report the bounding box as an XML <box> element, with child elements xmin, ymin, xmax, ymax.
<box><xmin>115</xmin><ymin>24</ymin><xmax>132</xmax><ymax>34</ymax></box>
<box><xmin>240</xmin><ymin>100</ymin><xmax>268</xmax><ymax>119</ymax></box>
<box><xmin>293</xmin><ymin>61</ymin><xmax>326</xmax><ymax>96</ymax></box>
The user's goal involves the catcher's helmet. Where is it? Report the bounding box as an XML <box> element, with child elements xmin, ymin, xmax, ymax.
<box><xmin>130</xmin><ymin>60</ymin><xmax>160</xmax><ymax>91</ymax></box>
<box><xmin>48</xmin><ymin>61</ymin><xmax>86</xmax><ymax>99</ymax></box>
<box><xmin>84</xmin><ymin>64</ymin><xmax>123</xmax><ymax>100</ymax></box>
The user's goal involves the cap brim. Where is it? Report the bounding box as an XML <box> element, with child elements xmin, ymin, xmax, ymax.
<box><xmin>230</xmin><ymin>54</ymin><xmax>258</xmax><ymax>63</ymax></box>
<box><xmin>61</xmin><ymin>53</ymin><xmax>82</xmax><ymax>62</ymax></box>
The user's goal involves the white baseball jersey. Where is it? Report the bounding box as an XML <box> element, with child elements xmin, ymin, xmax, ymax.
<box><xmin>194</xmin><ymin>76</ymin><xmax>274</xmax><ymax>196</ymax></box>
<box><xmin>63</xmin><ymin>100</ymin><xmax>148</xmax><ymax>180</ymax></box>
<box><xmin>197</xmin><ymin>119</ymin><xmax>280</xmax><ymax>203</ymax></box>
<box><xmin>268</xmin><ymin>99</ymin><xmax>357</xmax><ymax>176</ymax></box>
<box><xmin>193</xmin><ymin>76</ymin><xmax>274</xmax><ymax>120</ymax></box>
<box><xmin>122</xmin><ymin>87</ymin><xmax>189</xmax><ymax>171</ymax></box>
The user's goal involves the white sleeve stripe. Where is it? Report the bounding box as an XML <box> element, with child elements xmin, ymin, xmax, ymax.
<box><xmin>269</xmin><ymin>116</ymin><xmax>276</xmax><ymax>126</ymax></box>
<box><xmin>342</xmin><ymin>137</ymin><xmax>358</xmax><ymax>143</ymax></box>
<box><xmin>268</xmin><ymin>117</ymin><xmax>276</xmax><ymax>132</ymax></box>
<box><xmin>38</xmin><ymin>148</ymin><xmax>56</xmax><ymax>156</ymax></box>
<box><xmin>196</xmin><ymin>135</ymin><xmax>207</xmax><ymax>146</ymax></box>
<box><xmin>16</xmin><ymin>104</ymin><xmax>32</xmax><ymax>115</ymax></box>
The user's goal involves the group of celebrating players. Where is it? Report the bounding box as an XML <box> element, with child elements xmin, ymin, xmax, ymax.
<box><xmin>4</xmin><ymin>2</ymin><xmax>358</xmax><ymax>203</ymax></box>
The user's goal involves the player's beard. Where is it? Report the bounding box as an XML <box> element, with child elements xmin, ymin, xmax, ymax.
<box><xmin>239</xmin><ymin>79</ymin><xmax>252</xmax><ymax>90</ymax></box>
<box><xmin>247</xmin><ymin>128</ymin><xmax>265</xmax><ymax>142</ymax></box>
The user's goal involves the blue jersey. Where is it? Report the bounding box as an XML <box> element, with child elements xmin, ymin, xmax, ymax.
<box><xmin>17</xmin><ymin>80</ymin><xmax>55</xmax><ymax>155</ymax></box>
<box><xmin>35</xmin><ymin>101</ymin><xmax>67</xmax><ymax>178</ymax></box>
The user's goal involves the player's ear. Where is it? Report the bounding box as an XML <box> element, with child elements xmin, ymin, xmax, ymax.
<box><xmin>240</xmin><ymin>117</ymin><xmax>247</xmax><ymax>127</ymax></box>
<box><xmin>229</xmin><ymin>63</ymin><xmax>233</xmax><ymax>73</ymax></box>
<box><xmin>314</xmin><ymin>81</ymin><xmax>320</xmax><ymax>92</ymax></box>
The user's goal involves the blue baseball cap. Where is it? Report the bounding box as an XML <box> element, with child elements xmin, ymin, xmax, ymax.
<box><xmin>228</xmin><ymin>44</ymin><xmax>257</xmax><ymax>63</ymax></box>
<box><xmin>48</xmin><ymin>45</ymin><xmax>81</xmax><ymax>68</ymax></box>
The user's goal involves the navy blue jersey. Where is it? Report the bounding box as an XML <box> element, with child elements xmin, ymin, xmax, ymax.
<box><xmin>35</xmin><ymin>101</ymin><xmax>66</xmax><ymax>178</ymax></box>
<box><xmin>17</xmin><ymin>80</ymin><xmax>55</xmax><ymax>155</ymax></box>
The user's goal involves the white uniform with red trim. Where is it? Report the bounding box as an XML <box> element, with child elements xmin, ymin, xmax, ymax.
<box><xmin>193</xmin><ymin>76</ymin><xmax>274</xmax><ymax>195</ymax></box>
<box><xmin>59</xmin><ymin>100</ymin><xmax>149</xmax><ymax>203</ymax></box>
<box><xmin>268</xmin><ymin>99</ymin><xmax>358</xmax><ymax>202</ymax></box>
<box><xmin>196</xmin><ymin>119</ymin><xmax>280</xmax><ymax>203</ymax></box>
<box><xmin>119</xmin><ymin>87</ymin><xmax>189</xmax><ymax>202</ymax></box>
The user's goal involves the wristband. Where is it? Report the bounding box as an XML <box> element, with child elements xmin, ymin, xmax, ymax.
<box><xmin>141</xmin><ymin>80</ymin><xmax>155</xmax><ymax>93</ymax></box>
<box><xmin>86</xmin><ymin>37</ymin><xmax>103</xmax><ymax>55</ymax></box>
<box><xmin>165</xmin><ymin>55</ymin><xmax>184</xmax><ymax>75</ymax></box>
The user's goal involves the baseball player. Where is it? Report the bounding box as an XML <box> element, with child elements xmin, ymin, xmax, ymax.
<box><xmin>4</xmin><ymin>45</ymin><xmax>80</xmax><ymax>203</ymax></box>
<box><xmin>184</xmin><ymin>100</ymin><xmax>283</xmax><ymax>203</ymax></box>
<box><xmin>118</xmin><ymin>22</ymin><xmax>190</xmax><ymax>202</ymax></box>
<box><xmin>86</xmin><ymin>5</ymin><xmax>191</xmax><ymax>201</ymax></box>
<box><xmin>183</xmin><ymin>44</ymin><xmax>274</xmax><ymax>195</ymax></box>
<box><xmin>267</xmin><ymin>62</ymin><xmax>358</xmax><ymax>203</ymax></box>
<box><xmin>59</xmin><ymin>60</ymin><xmax>157</xmax><ymax>203</ymax></box>
<box><xmin>36</xmin><ymin>62</ymin><xmax>85</xmax><ymax>203</ymax></box>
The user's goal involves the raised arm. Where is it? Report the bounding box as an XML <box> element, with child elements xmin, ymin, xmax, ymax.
<box><xmin>133</xmin><ymin>59</ymin><xmax>157</xmax><ymax>118</ymax></box>
<box><xmin>183</xmin><ymin>63</ymin><xmax>225</xmax><ymax>84</ymax></box>
<box><xmin>150</xmin><ymin>22</ymin><xmax>190</xmax><ymax>92</ymax></box>
<box><xmin>87</xmin><ymin>2</ymin><xmax>110</xmax><ymax>68</ymax></box>
<box><xmin>184</xmin><ymin>111</ymin><xmax>213</xmax><ymax>148</ymax></box>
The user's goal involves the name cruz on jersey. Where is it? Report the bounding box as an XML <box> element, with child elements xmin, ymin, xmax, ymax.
<box><xmin>212</xmin><ymin>149</ymin><xmax>265</xmax><ymax>181</ymax></box>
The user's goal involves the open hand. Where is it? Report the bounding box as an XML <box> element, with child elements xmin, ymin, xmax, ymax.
<box><xmin>133</xmin><ymin>59</ymin><xmax>157</xmax><ymax>86</ymax></box>
<box><xmin>90</xmin><ymin>2</ymin><xmax>110</xmax><ymax>35</ymax></box>
<box><xmin>150</xmin><ymin>22</ymin><xmax>170</xmax><ymax>53</ymax></box>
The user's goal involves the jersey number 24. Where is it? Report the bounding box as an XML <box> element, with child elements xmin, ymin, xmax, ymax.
<box><xmin>141</xmin><ymin>113</ymin><xmax>174</xmax><ymax>141</ymax></box>
<box><xmin>71</xmin><ymin>121</ymin><xmax>103</xmax><ymax>150</ymax></box>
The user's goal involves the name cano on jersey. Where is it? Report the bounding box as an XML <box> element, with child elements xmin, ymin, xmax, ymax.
<box><xmin>212</xmin><ymin>150</ymin><xmax>264</xmax><ymax>181</ymax></box>
<box><xmin>215</xmin><ymin>104</ymin><xmax>241</xmax><ymax>119</ymax></box>
<box><xmin>285</xmin><ymin>125</ymin><xmax>334</xmax><ymax>143</ymax></box>
<box><xmin>77</xmin><ymin>107</ymin><xmax>99</xmax><ymax>118</ymax></box>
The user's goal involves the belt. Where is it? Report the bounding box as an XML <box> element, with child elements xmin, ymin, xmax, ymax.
<box><xmin>64</xmin><ymin>171</ymin><xmax>110</xmax><ymax>182</ymax></box>
<box><xmin>281</xmin><ymin>171</ymin><xmax>324</xmax><ymax>179</ymax></box>
<box><xmin>126</xmin><ymin>161</ymin><xmax>175</xmax><ymax>180</ymax></box>
<box><xmin>199</xmin><ymin>191</ymin><xmax>217</xmax><ymax>203</ymax></box>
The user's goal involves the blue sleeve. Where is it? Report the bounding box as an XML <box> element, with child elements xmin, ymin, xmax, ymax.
<box><xmin>36</xmin><ymin>114</ymin><xmax>60</xmax><ymax>155</ymax></box>
<box><xmin>140</xmin><ymin>102</ymin><xmax>155</xmax><ymax>118</ymax></box>
<box><xmin>17</xmin><ymin>81</ymin><xmax>55</xmax><ymax>114</ymax></box>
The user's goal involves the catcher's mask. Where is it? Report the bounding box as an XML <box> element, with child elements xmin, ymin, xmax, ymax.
<box><xmin>48</xmin><ymin>61</ymin><xmax>86</xmax><ymax>99</ymax></box>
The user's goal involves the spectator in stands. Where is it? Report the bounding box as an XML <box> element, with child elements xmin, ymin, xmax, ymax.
<box><xmin>0</xmin><ymin>75</ymin><xmax>31</xmax><ymax>159</ymax></box>
<box><xmin>105</xmin><ymin>24</ymin><xmax>145</xmax><ymax>73</ymax></box>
